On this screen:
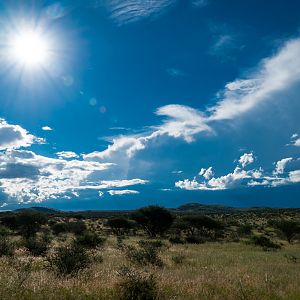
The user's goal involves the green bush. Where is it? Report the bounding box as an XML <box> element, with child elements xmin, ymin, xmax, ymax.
<box><xmin>185</xmin><ymin>235</ymin><xmax>204</xmax><ymax>244</ymax></box>
<box><xmin>24</xmin><ymin>236</ymin><xmax>49</xmax><ymax>256</ymax></box>
<box><xmin>0</xmin><ymin>237</ymin><xmax>14</xmax><ymax>257</ymax></box>
<box><xmin>75</xmin><ymin>231</ymin><xmax>105</xmax><ymax>249</ymax></box>
<box><xmin>48</xmin><ymin>243</ymin><xmax>91</xmax><ymax>276</ymax></box>
<box><xmin>66</xmin><ymin>221</ymin><xmax>87</xmax><ymax>235</ymax></box>
<box><xmin>237</xmin><ymin>224</ymin><xmax>252</xmax><ymax>236</ymax></box>
<box><xmin>52</xmin><ymin>222</ymin><xmax>69</xmax><ymax>235</ymax></box>
<box><xmin>247</xmin><ymin>235</ymin><xmax>281</xmax><ymax>250</ymax></box>
<box><xmin>125</xmin><ymin>240</ymin><xmax>163</xmax><ymax>267</ymax></box>
<box><xmin>171</xmin><ymin>253</ymin><xmax>186</xmax><ymax>265</ymax></box>
<box><xmin>169</xmin><ymin>235</ymin><xmax>186</xmax><ymax>244</ymax></box>
<box><xmin>116</xmin><ymin>267</ymin><xmax>158</xmax><ymax>300</ymax></box>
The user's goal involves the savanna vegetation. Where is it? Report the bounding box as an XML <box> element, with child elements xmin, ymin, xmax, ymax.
<box><xmin>0</xmin><ymin>203</ymin><xmax>299</xmax><ymax>299</ymax></box>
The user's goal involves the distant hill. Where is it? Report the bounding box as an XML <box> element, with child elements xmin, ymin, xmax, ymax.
<box><xmin>14</xmin><ymin>207</ymin><xmax>61</xmax><ymax>214</ymax></box>
<box><xmin>176</xmin><ymin>202</ymin><xmax>237</xmax><ymax>213</ymax></box>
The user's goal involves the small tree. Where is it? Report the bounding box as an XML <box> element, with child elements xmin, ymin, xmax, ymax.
<box><xmin>48</xmin><ymin>243</ymin><xmax>91</xmax><ymax>276</ymax></box>
<box><xmin>132</xmin><ymin>206</ymin><xmax>174</xmax><ymax>237</ymax></box>
<box><xmin>182</xmin><ymin>215</ymin><xmax>224</xmax><ymax>236</ymax></box>
<box><xmin>16</xmin><ymin>212</ymin><xmax>48</xmax><ymax>238</ymax></box>
<box><xmin>274</xmin><ymin>220</ymin><xmax>300</xmax><ymax>243</ymax></box>
<box><xmin>107</xmin><ymin>218</ymin><xmax>134</xmax><ymax>235</ymax></box>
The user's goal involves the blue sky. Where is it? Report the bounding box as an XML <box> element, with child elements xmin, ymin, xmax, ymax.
<box><xmin>0</xmin><ymin>0</ymin><xmax>300</xmax><ymax>210</ymax></box>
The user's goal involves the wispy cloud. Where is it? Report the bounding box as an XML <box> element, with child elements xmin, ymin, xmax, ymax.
<box><xmin>104</xmin><ymin>0</ymin><xmax>177</xmax><ymax>25</ymax></box>
<box><xmin>209</xmin><ymin>38</ymin><xmax>300</xmax><ymax>121</ymax></box>
<box><xmin>85</xmin><ymin>37</ymin><xmax>300</xmax><ymax>171</ymax></box>
<box><xmin>166</xmin><ymin>68</ymin><xmax>186</xmax><ymax>77</ymax></box>
<box><xmin>107</xmin><ymin>189</ymin><xmax>139</xmax><ymax>196</ymax></box>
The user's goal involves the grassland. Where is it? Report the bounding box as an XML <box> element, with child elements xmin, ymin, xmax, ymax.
<box><xmin>0</xmin><ymin>205</ymin><xmax>299</xmax><ymax>299</ymax></box>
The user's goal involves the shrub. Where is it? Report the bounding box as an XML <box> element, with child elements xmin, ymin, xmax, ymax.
<box><xmin>125</xmin><ymin>241</ymin><xmax>163</xmax><ymax>267</ymax></box>
<box><xmin>75</xmin><ymin>231</ymin><xmax>105</xmax><ymax>249</ymax></box>
<box><xmin>16</xmin><ymin>212</ymin><xmax>48</xmax><ymax>238</ymax></box>
<box><xmin>0</xmin><ymin>237</ymin><xmax>14</xmax><ymax>257</ymax></box>
<box><xmin>67</xmin><ymin>221</ymin><xmax>87</xmax><ymax>235</ymax></box>
<box><xmin>169</xmin><ymin>235</ymin><xmax>186</xmax><ymax>244</ymax></box>
<box><xmin>132</xmin><ymin>206</ymin><xmax>174</xmax><ymax>237</ymax></box>
<box><xmin>24</xmin><ymin>236</ymin><xmax>49</xmax><ymax>256</ymax></box>
<box><xmin>0</xmin><ymin>215</ymin><xmax>18</xmax><ymax>230</ymax></box>
<box><xmin>273</xmin><ymin>219</ymin><xmax>300</xmax><ymax>243</ymax></box>
<box><xmin>237</xmin><ymin>224</ymin><xmax>252</xmax><ymax>236</ymax></box>
<box><xmin>52</xmin><ymin>222</ymin><xmax>69</xmax><ymax>235</ymax></box>
<box><xmin>107</xmin><ymin>218</ymin><xmax>134</xmax><ymax>235</ymax></box>
<box><xmin>171</xmin><ymin>253</ymin><xmax>186</xmax><ymax>265</ymax></box>
<box><xmin>247</xmin><ymin>235</ymin><xmax>281</xmax><ymax>250</ymax></box>
<box><xmin>48</xmin><ymin>243</ymin><xmax>91</xmax><ymax>276</ymax></box>
<box><xmin>182</xmin><ymin>215</ymin><xmax>224</xmax><ymax>236</ymax></box>
<box><xmin>116</xmin><ymin>267</ymin><xmax>158</xmax><ymax>300</ymax></box>
<box><xmin>185</xmin><ymin>235</ymin><xmax>205</xmax><ymax>244</ymax></box>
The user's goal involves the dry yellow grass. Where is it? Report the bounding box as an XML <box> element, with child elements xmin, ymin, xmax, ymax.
<box><xmin>0</xmin><ymin>237</ymin><xmax>299</xmax><ymax>299</ymax></box>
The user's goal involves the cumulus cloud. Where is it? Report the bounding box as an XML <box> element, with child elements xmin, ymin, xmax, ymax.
<box><xmin>238</xmin><ymin>153</ymin><xmax>255</xmax><ymax>168</ymax></box>
<box><xmin>0</xmin><ymin>119</ymin><xmax>42</xmax><ymax>150</ymax></box>
<box><xmin>199</xmin><ymin>167</ymin><xmax>214</xmax><ymax>180</ymax></box>
<box><xmin>0</xmin><ymin>149</ymin><xmax>113</xmax><ymax>203</ymax></box>
<box><xmin>107</xmin><ymin>189</ymin><xmax>139</xmax><ymax>196</ymax></box>
<box><xmin>273</xmin><ymin>157</ymin><xmax>293</xmax><ymax>175</ymax></box>
<box><xmin>42</xmin><ymin>126</ymin><xmax>53</xmax><ymax>131</ymax></box>
<box><xmin>56</xmin><ymin>151</ymin><xmax>79</xmax><ymax>159</ymax></box>
<box><xmin>290</xmin><ymin>134</ymin><xmax>300</xmax><ymax>147</ymax></box>
<box><xmin>176</xmin><ymin>154</ymin><xmax>300</xmax><ymax>191</ymax></box>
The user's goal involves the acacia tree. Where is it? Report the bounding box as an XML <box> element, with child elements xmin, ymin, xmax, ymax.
<box><xmin>274</xmin><ymin>220</ymin><xmax>300</xmax><ymax>243</ymax></box>
<box><xmin>132</xmin><ymin>206</ymin><xmax>174</xmax><ymax>237</ymax></box>
<box><xmin>182</xmin><ymin>215</ymin><xmax>224</xmax><ymax>237</ymax></box>
<box><xmin>107</xmin><ymin>218</ymin><xmax>134</xmax><ymax>235</ymax></box>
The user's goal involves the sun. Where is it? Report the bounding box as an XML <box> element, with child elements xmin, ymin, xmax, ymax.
<box><xmin>9</xmin><ymin>29</ymin><xmax>51</xmax><ymax>67</ymax></box>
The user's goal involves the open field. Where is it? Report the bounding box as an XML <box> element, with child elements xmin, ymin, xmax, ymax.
<box><xmin>0</xmin><ymin>204</ymin><xmax>299</xmax><ymax>299</ymax></box>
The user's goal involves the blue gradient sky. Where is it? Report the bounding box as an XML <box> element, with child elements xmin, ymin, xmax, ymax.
<box><xmin>0</xmin><ymin>0</ymin><xmax>300</xmax><ymax>210</ymax></box>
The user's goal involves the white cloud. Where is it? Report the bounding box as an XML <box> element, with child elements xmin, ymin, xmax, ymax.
<box><xmin>0</xmin><ymin>119</ymin><xmax>42</xmax><ymax>150</ymax></box>
<box><xmin>289</xmin><ymin>170</ymin><xmax>300</xmax><ymax>183</ymax></box>
<box><xmin>105</xmin><ymin>0</ymin><xmax>177</xmax><ymax>25</ymax></box>
<box><xmin>290</xmin><ymin>134</ymin><xmax>300</xmax><ymax>147</ymax></box>
<box><xmin>273</xmin><ymin>157</ymin><xmax>292</xmax><ymax>174</ymax></box>
<box><xmin>192</xmin><ymin>0</ymin><xmax>208</xmax><ymax>7</ymax></box>
<box><xmin>176</xmin><ymin>154</ymin><xmax>300</xmax><ymax>191</ymax></box>
<box><xmin>42</xmin><ymin>126</ymin><xmax>53</xmax><ymax>131</ymax></box>
<box><xmin>199</xmin><ymin>167</ymin><xmax>214</xmax><ymax>180</ymax></box>
<box><xmin>84</xmin><ymin>37</ymin><xmax>300</xmax><ymax>173</ymax></box>
<box><xmin>56</xmin><ymin>151</ymin><xmax>79</xmax><ymax>159</ymax></box>
<box><xmin>238</xmin><ymin>153</ymin><xmax>255</xmax><ymax>168</ymax></box>
<box><xmin>172</xmin><ymin>170</ymin><xmax>183</xmax><ymax>174</ymax></box>
<box><xmin>107</xmin><ymin>189</ymin><xmax>139</xmax><ymax>196</ymax></box>
<box><xmin>208</xmin><ymin>38</ymin><xmax>300</xmax><ymax>121</ymax></box>
<box><xmin>83</xmin><ymin>104</ymin><xmax>212</xmax><ymax>177</ymax></box>
<box><xmin>76</xmin><ymin>178</ymin><xmax>148</xmax><ymax>190</ymax></box>
<box><xmin>0</xmin><ymin>149</ymin><xmax>113</xmax><ymax>203</ymax></box>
